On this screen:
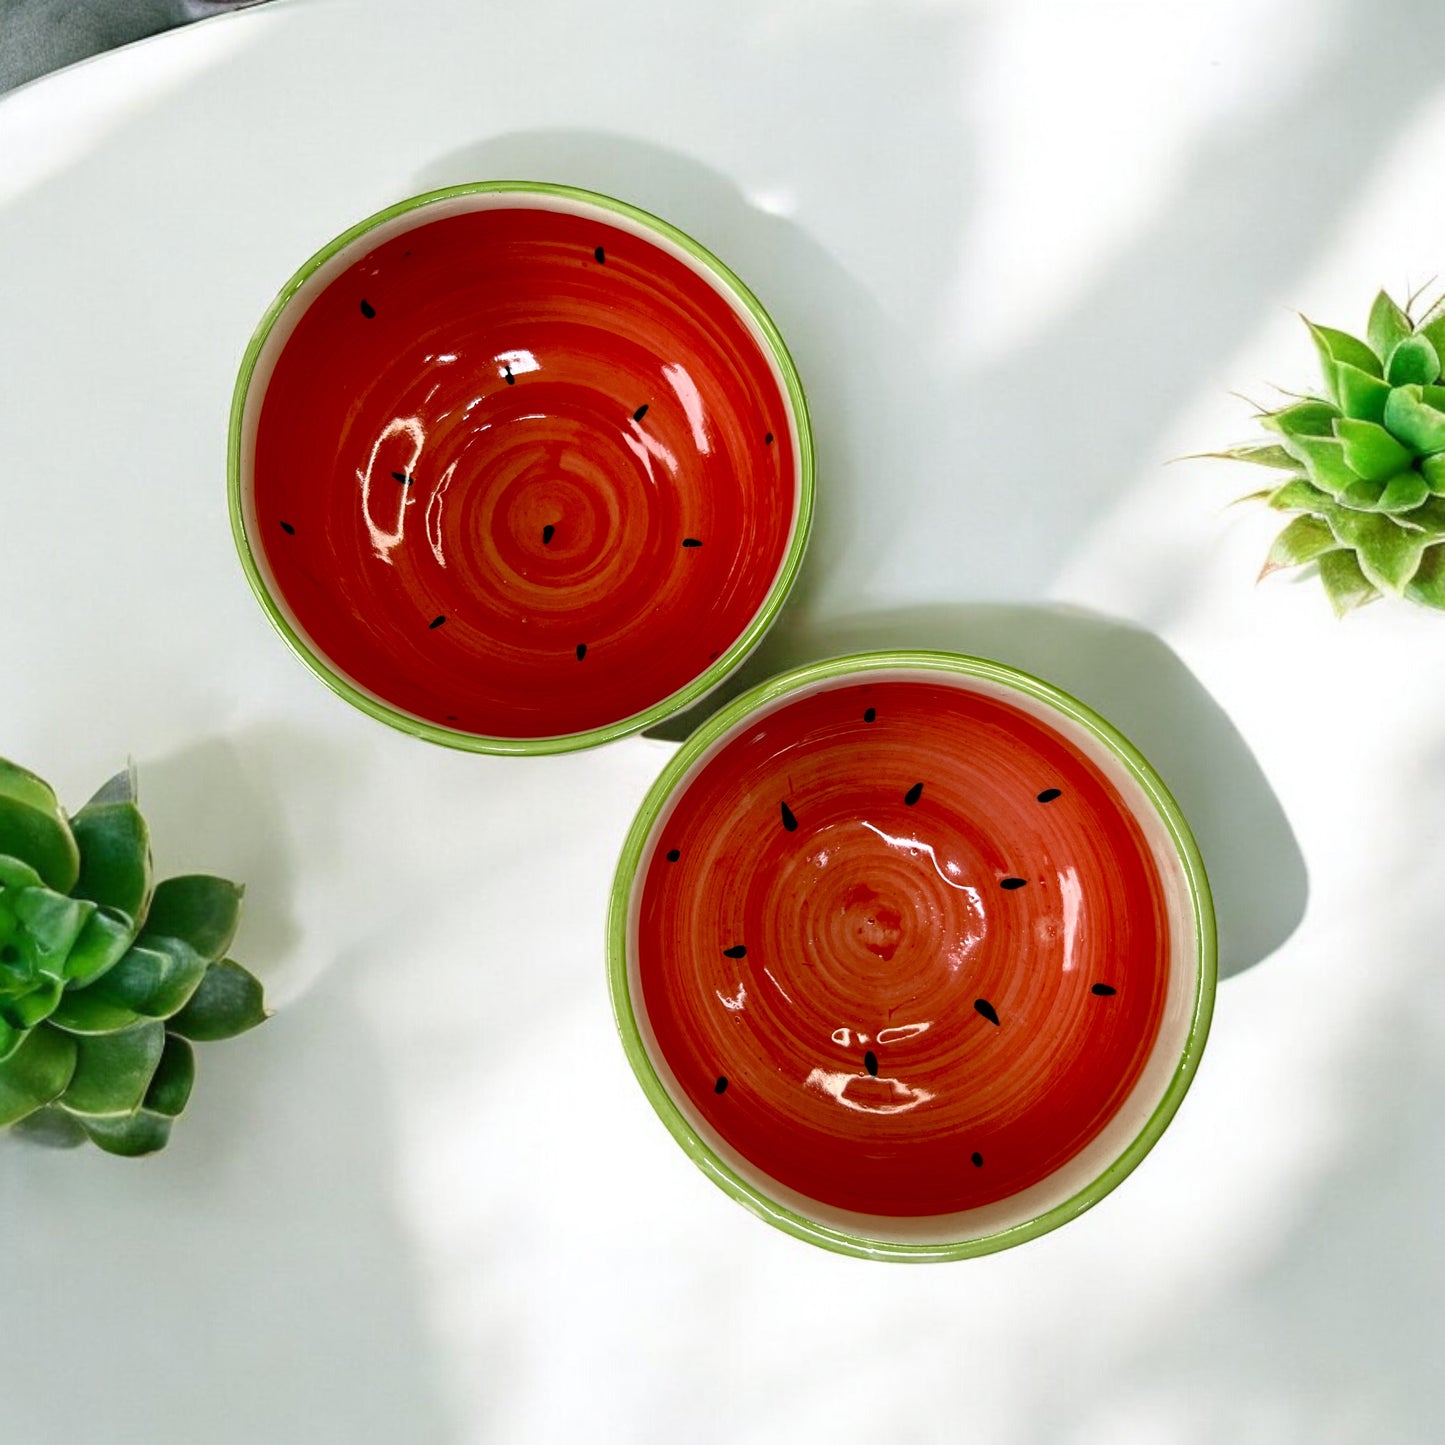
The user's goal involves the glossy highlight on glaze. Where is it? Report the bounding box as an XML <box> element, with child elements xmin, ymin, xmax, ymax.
<box><xmin>250</xmin><ymin>201</ymin><xmax>799</xmax><ymax>740</ymax></box>
<box><xmin>636</xmin><ymin>679</ymin><xmax>1171</xmax><ymax>1219</ymax></box>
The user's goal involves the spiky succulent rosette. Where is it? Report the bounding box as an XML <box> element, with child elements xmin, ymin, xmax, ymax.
<box><xmin>1226</xmin><ymin>289</ymin><xmax>1445</xmax><ymax>615</ymax></box>
<box><xmin>0</xmin><ymin>756</ymin><xmax>266</xmax><ymax>1156</ymax></box>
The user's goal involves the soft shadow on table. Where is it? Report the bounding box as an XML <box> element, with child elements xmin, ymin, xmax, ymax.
<box><xmin>650</xmin><ymin>603</ymin><xmax>1307</xmax><ymax>984</ymax></box>
<box><xmin>0</xmin><ymin>728</ymin><xmax>461</xmax><ymax>1445</ymax></box>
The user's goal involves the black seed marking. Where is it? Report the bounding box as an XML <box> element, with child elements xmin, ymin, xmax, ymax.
<box><xmin>974</xmin><ymin>998</ymin><xmax>1000</xmax><ymax>1026</ymax></box>
<box><xmin>446</xmin><ymin>715</ymin><xmax>458</xmax><ymax>721</ymax></box>
<box><xmin>971</xmin><ymin>1151</ymin><xmax>984</xmax><ymax>1167</ymax></box>
<box><xmin>633</xmin><ymin>404</ymin><xmax>649</xmax><ymax>422</ymax></box>
<box><xmin>863</xmin><ymin>707</ymin><xmax>876</xmax><ymax>723</ymax></box>
<box><xmin>764</xmin><ymin>432</ymin><xmax>774</xmax><ymax>445</ymax></box>
<box><xmin>683</xmin><ymin>537</ymin><xmax>703</xmax><ymax>547</ymax></box>
<box><xmin>864</xmin><ymin>1050</ymin><xmax>878</xmax><ymax>1077</ymax></box>
<box><xmin>665</xmin><ymin>848</ymin><xmax>681</xmax><ymax>863</ymax></box>
<box><xmin>504</xmin><ymin>365</ymin><xmax>515</xmax><ymax>385</ymax></box>
<box><xmin>708</xmin><ymin>650</ymin><xmax>720</xmax><ymax>661</ymax></box>
<box><xmin>904</xmin><ymin>782</ymin><xmax>924</xmax><ymax>806</ymax></box>
<box><xmin>542</xmin><ymin>524</ymin><xmax>555</xmax><ymax>545</ymax></box>
<box><xmin>576</xmin><ymin>643</ymin><xmax>588</xmax><ymax>661</ymax></box>
<box><xmin>714</xmin><ymin>1076</ymin><xmax>728</xmax><ymax>1094</ymax></box>
<box><xmin>391</xmin><ymin>470</ymin><xmax>414</xmax><ymax>485</ymax></box>
<box><xmin>723</xmin><ymin>944</ymin><xmax>747</xmax><ymax>959</ymax></box>
<box><xmin>360</xmin><ymin>299</ymin><xmax>376</xmax><ymax>318</ymax></box>
<box><xmin>279</xmin><ymin>521</ymin><xmax>295</xmax><ymax>535</ymax></box>
<box><xmin>1000</xmin><ymin>877</ymin><xmax>1026</xmax><ymax>890</ymax></box>
<box><xmin>428</xmin><ymin>615</ymin><xmax>446</xmax><ymax>629</ymax></box>
<box><xmin>595</xmin><ymin>246</ymin><xmax>606</xmax><ymax>263</ymax></box>
<box><xmin>780</xmin><ymin>800</ymin><xmax>798</xmax><ymax>832</ymax></box>
<box><xmin>1091</xmin><ymin>983</ymin><xmax>1117</xmax><ymax>996</ymax></box>
<box><xmin>1037</xmin><ymin>788</ymin><xmax>1062</xmax><ymax>803</ymax></box>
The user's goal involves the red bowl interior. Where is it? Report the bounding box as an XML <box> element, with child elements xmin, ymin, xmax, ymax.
<box><xmin>631</xmin><ymin>673</ymin><xmax>1192</xmax><ymax>1228</ymax></box>
<box><xmin>244</xmin><ymin>195</ymin><xmax>801</xmax><ymax>742</ymax></box>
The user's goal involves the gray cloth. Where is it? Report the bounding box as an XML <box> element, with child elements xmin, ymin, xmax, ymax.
<box><xmin>0</xmin><ymin>0</ymin><xmax>268</xmax><ymax>94</ymax></box>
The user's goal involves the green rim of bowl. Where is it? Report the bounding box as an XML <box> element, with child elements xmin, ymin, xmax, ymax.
<box><xmin>606</xmin><ymin>650</ymin><xmax>1217</xmax><ymax>1262</ymax></box>
<box><xmin>227</xmin><ymin>180</ymin><xmax>815</xmax><ymax>755</ymax></box>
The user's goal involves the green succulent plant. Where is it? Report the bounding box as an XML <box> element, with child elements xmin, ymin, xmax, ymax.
<box><xmin>0</xmin><ymin>756</ymin><xmax>267</xmax><ymax>1156</ymax></box>
<box><xmin>1225</xmin><ymin>288</ymin><xmax>1445</xmax><ymax>615</ymax></box>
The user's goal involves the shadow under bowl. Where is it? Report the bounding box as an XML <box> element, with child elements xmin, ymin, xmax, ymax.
<box><xmin>608</xmin><ymin>652</ymin><xmax>1216</xmax><ymax>1260</ymax></box>
<box><xmin>229</xmin><ymin>182</ymin><xmax>813</xmax><ymax>753</ymax></box>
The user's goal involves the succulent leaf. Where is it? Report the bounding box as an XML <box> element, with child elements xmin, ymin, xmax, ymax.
<box><xmin>1269</xmin><ymin>477</ymin><xmax>1334</xmax><ymax>514</ymax></box>
<box><xmin>1</xmin><ymin>975</ymin><xmax>64</xmax><ymax>1031</ymax></box>
<box><xmin>10</xmin><ymin>888</ymin><xmax>93</xmax><ymax>977</ymax></box>
<box><xmin>0</xmin><ymin>760</ymin><xmax>79</xmax><ymax>894</ymax></box>
<box><xmin>0</xmin><ymin>1025</ymin><xmax>77</xmax><ymax>1126</ymax></box>
<box><xmin>1263</xmin><ymin>400</ymin><xmax>1340</xmax><ymax>453</ymax></box>
<box><xmin>70</xmin><ymin>799</ymin><xmax>152</xmax><ymax>924</ymax></box>
<box><xmin>169</xmin><ymin>959</ymin><xmax>269</xmax><ymax>1042</ymax></box>
<box><xmin>1207</xmin><ymin>442</ymin><xmax>1301</xmax><ymax>469</ymax></box>
<box><xmin>143</xmin><ymin>876</ymin><xmax>244</xmax><ymax>965</ymax></box>
<box><xmin>1367</xmin><ymin>290</ymin><xmax>1413</xmax><ymax>363</ymax></box>
<box><xmin>1307</xmin><ymin>321</ymin><xmax>1382</xmax><ymax>384</ymax></box>
<box><xmin>1383</xmin><ymin>385</ymin><xmax>1445</xmax><ymax>452</ymax></box>
<box><xmin>1335</xmin><ymin>362</ymin><xmax>1393</xmax><ymax>424</ymax></box>
<box><xmin>1421</xmin><ymin>454</ymin><xmax>1445</xmax><ymax>494</ymax></box>
<box><xmin>144</xmin><ymin>1034</ymin><xmax>195</xmax><ymax>1118</ymax></box>
<box><xmin>1377</xmin><ymin>471</ymin><xmax>1432</xmax><ymax>514</ymax></box>
<box><xmin>83</xmin><ymin>765</ymin><xmax>138</xmax><ymax>810</ymax></box>
<box><xmin>83</xmin><ymin>935</ymin><xmax>208</xmax><ymax>1022</ymax></box>
<box><xmin>9</xmin><ymin>1104</ymin><xmax>87</xmax><ymax>1148</ymax></box>
<box><xmin>1405</xmin><ymin>543</ymin><xmax>1445</xmax><ymax>608</ymax></box>
<box><xmin>1386</xmin><ymin>333</ymin><xmax>1441</xmax><ymax>387</ymax></box>
<box><xmin>1327</xmin><ymin>509</ymin><xmax>1426</xmax><ymax>593</ymax></box>
<box><xmin>58</xmin><ymin>1021</ymin><xmax>165</xmax><ymax>1118</ymax></box>
<box><xmin>1340</xmin><ymin>476</ymin><xmax>1386</xmax><ymax>510</ymax></box>
<box><xmin>1261</xmin><ymin>515</ymin><xmax>1337</xmax><ymax>576</ymax></box>
<box><xmin>1419</xmin><ymin>303</ymin><xmax>1445</xmax><ymax>363</ymax></box>
<box><xmin>1288</xmin><ymin>436</ymin><xmax>1356</xmax><ymax>496</ymax></box>
<box><xmin>1335</xmin><ymin>418</ymin><xmax>1414</xmax><ymax>481</ymax></box>
<box><xmin>47</xmin><ymin>989</ymin><xmax>143</xmax><ymax>1035</ymax></box>
<box><xmin>80</xmin><ymin>1110</ymin><xmax>172</xmax><ymax>1157</ymax></box>
<box><xmin>62</xmin><ymin>906</ymin><xmax>136</xmax><ymax>987</ymax></box>
<box><xmin>1318</xmin><ymin>549</ymin><xmax>1381</xmax><ymax>615</ymax></box>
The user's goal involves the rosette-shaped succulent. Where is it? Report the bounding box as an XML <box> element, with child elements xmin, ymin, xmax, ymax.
<box><xmin>0</xmin><ymin>756</ymin><xmax>266</xmax><ymax>1155</ymax></box>
<box><xmin>1227</xmin><ymin>289</ymin><xmax>1445</xmax><ymax>614</ymax></box>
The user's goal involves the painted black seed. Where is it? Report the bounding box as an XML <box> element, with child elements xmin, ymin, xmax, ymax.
<box><xmin>446</xmin><ymin>715</ymin><xmax>458</xmax><ymax>721</ymax></box>
<box><xmin>542</xmin><ymin>524</ymin><xmax>556</xmax><ymax>544</ymax></box>
<box><xmin>780</xmin><ymin>801</ymin><xmax>798</xmax><ymax>832</ymax></box>
<box><xmin>280</xmin><ymin>521</ymin><xmax>295</xmax><ymax>535</ymax></box>
<box><xmin>1037</xmin><ymin>788</ymin><xmax>1062</xmax><ymax>803</ymax></box>
<box><xmin>1000</xmin><ymin>877</ymin><xmax>1027</xmax><ymax>890</ymax></box>
<box><xmin>764</xmin><ymin>432</ymin><xmax>774</xmax><ymax>445</ymax></box>
<box><xmin>971</xmin><ymin>1152</ymin><xmax>984</xmax><ymax>1167</ymax></box>
<box><xmin>391</xmin><ymin>470</ymin><xmax>409</xmax><ymax>484</ymax></box>
<box><xmin>723</xmin><ymin>944</ymin><xmax>747</xmax><ymax>959</ymax></box>
<box><xmin>708</xmin><ymin>650</ymin><xmax>720</xmax><ymax>661</ymax></box>
<box><xmin>665</xmin><ymin>848</ymin><xmax>681</xmax><ymax>863</ymax></box>
<box><xmin>428</xmin><ymin>615</ymin><xmax>446</xmax><ymax>629</ymax></box>
<box><xmin>504</xmin><ymin>365</ymin><xmax>515</xmax><ymax>385</ymax></box>
<box><xmin>974</xmin><ymin>998</ymin><xmax>1000</xmax><ymax>1026</ymax></box>
<box><xmin>1091</xmin><ymin>983</ymin><xmax>1117</xmax><ymax>996</ymax></box>
<box><xmin>633</xmin><ymin>404</ymin><xmax>649</xmax><ymax>422</ymax></box>
<box><xmin>714</xmin><ymin>1076</ymin><xmax>728</xmax><ymax>1094</ymax></box>
<box><xmin>864</xmin><ymin>1050</ymin><xmax>878</xmax><ymax>1077</ymax></box>
<box><xmin>595</xmin><ymin>246</ymin><xmax>606</xmax><ymax>263</ymax></box>
<box><xmin>683</xmin><ymin>537</ymin><xmax>703</xmax><ymax>547</ymax></box>
<box><xmin>576</xmin><ymin>643</ymin><xmax>588</xmax><ymax>661</ymax></box>
<box><xmin>863</xmin><ymin>707</ymin><xmax>876</xmax><ymax>723</ymax></box>
<box><xmin>360</xmin><ymin>299</ymin><xmax>376</xmax><ymax>318</ymax></box>
<box><xmin>904</xmin><ymin>782</ymin><xmax>924</xmax><ymax>806</ymax></box>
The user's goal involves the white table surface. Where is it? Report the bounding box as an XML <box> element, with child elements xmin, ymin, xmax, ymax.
<box><xmin>3</xmin><ymin>1</ymin><xmax>1443</xmax><ymax>1440</ymax></box>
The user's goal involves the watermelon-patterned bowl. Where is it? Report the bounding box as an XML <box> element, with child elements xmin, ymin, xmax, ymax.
<box><xmin>608</xmin><ymin>652</ymin><xmax>1215</xmax><ymax>1260</ymax></box>
<box><xmin>228</xmin><ymin>183</ymin><xmax>812</xmax><ymax>753</ymax></box>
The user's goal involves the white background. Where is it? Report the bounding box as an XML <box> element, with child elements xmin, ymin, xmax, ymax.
<box><xmin>2</xmin><ymin>1</ymin><xmax>1443</xmax><ymax>1440</ymax></box>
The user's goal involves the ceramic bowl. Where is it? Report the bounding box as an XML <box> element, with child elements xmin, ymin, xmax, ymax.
<box><xmin>229</xmin><ymin>183</ymin><xmax>813</xmax><ymax>753</ymax></box>
<box><xmin>608</xmin><ymin>652</ymin><xmax>1215</xmax><ymax>1260</ymax></box>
